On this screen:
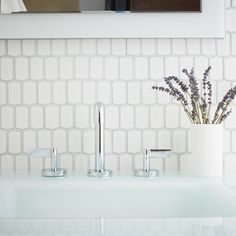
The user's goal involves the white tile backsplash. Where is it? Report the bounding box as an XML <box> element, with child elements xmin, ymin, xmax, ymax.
<box><xmin>0</xmin><ymin>5</ymin><xmax>236</xmax><ymax>172</ymax></box>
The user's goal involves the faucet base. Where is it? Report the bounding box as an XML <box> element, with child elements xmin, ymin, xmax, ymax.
<box><xmin>133</xmin><ymin>169</ymin><xmax>159</xmax><ymax>178</ymax></box>
<box><xmin>88</xmin><ymin>169</ymin><xmax>113</xmax><ymax>178</ymax></box>
<box><xmin>42</xmin><ymin>168</ymin><xmax>67</xmax><ymax>177</ymax></box>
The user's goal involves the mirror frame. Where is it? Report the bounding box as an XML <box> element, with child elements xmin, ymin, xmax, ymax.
<box><xmin>0</xmin><ymin>0</ymin><xmax>224</xmax><ymax>39</ymax></box>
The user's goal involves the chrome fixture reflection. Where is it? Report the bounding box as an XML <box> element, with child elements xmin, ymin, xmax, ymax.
<box><xmin>134</xmin><ymin>149</ymin><xmax>172</xmax><ymax>178</ymax></box>
<box><xmin>88</xmin><ymin>102</ymin><xmax>112</xmax><ymax>177</ymax></box>
<box><xmin>31</xmin><ymin>148</ymin><xmax>67</xmax><ymax>177</ymax></box>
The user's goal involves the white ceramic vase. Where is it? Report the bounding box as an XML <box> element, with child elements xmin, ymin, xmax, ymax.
<box><xmin>190</xmin><ymin>124</ymin><xmax>223</xmax><ymax>177</ymax></box>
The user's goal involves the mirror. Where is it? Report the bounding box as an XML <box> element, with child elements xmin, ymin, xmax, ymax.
<box><xmin>1</xmin><ymin>0</ymin><xmax>201</xmax><ymax>14</ymax></box>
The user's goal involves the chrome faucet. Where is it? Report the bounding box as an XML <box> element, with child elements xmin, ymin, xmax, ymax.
<box><xmin>88</xmin><ymin>102</ymin><xmax>112</xmax><ymax>177</ymax></box>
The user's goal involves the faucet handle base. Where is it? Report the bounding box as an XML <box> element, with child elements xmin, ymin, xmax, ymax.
<box><xmin>42</xmin><ymin>168</ymin><xmax>67</xmax><ymax>177</ymax></box>
<box><xmin>88</xmin><ymin>169</ymin><xmax>113</xmax><ymax>178</ymax></box>
<box><xmin>133</xmin><ymin>169</ymin><xmax>159</xmax><ymax>178</ymax></box>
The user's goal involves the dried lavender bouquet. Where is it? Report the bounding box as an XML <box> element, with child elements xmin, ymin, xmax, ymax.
<box><xmin>152</xmin><ymin>67</ymin><xmax>236</xmax><ymax>124</ymax></box>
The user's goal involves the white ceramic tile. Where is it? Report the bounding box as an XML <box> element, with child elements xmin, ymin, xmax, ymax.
<box><xmin>172</xmin><ymin>39</ymin><xmax>186</xmax><ymax>55</ymax></box>
<box><xmin>37</xmin><ymin>39</ymin><xmax>50</xmax><ymax>56</ymax></box>
<box><xmin>141</xmin><ymin>39</ymin><xmax>156</xmax><ymax>55</ymax></box>
<box><xmin>68</xmin><ymin>130</ymin><xmax>82</xmax><ymax>153</ymax></box>
<box><xmin>16</xmin><ymin>106</ymin><xmax>28</xmax><ymax>129</ymax></box>
<box><xmin>142</xmin><ymin>83</ymin><xmax>156</xmax><ymax>106</ymax></box>
<box><xmin>143</xmin><ymin>129</ymin><xmax>156</xmax><ymax>149</ymax></box>
<box><xmin>22</xmin><ymin>40</ymin><xmax>35</xmax><ymax>56</ymax></box>
<box><xmin>209</xmin><ymin>57</ymin><xmax>223</xmax><ymax>80</ymax></box>
<box><xmin>0</xmin><ymin>130</ymin><xmax>7</xmax><ymax>154</ymax></box>
<box><xmin>165</xmin><ymin>105</ymin><xmax>179</xmax><ymax>128</ymax></box>
<box><xmin>83</xmin><ymin>130</ymin><xmax>95</xmax><ymax>154</ymax></box>
<box><xmin>113</xmin><ymin>81</ymin><xmax>126</xmax><ymax>104</ymax></box>
<box><xmin>15</xmin><ymin>155</ymin><xmax>28</xmax><ymax>171</ymax></box>
<box><xmin>15</xmin><ymin>57</ymin><xmax>28</xmax><ymax>80</ymax></box>
<box><xmin>119</xmin><ymin>154</ymin><xmax>133</xmax><ymax>173</ymax></box>
<box><xmin>150</xmin><ymin>105</ymin><xmax>164</xmax><ymax>129</ymax></box>
<box><xmin>52</xmin><ymin>39</ymin><xmax>65</xmax><ymax>55</ymax></box>
<box><xmin>7</xmin><ymin>40</ymin><xmax>21</xmax><ymax>56</ymax></box>
<box><xmin>224</xmin><ymin>129</ymin><xmax>231</xmax><ymax>153</ymax></box>
<box><xmin>179</xmin><ymin>57</ymin><xmax>194</xmax><ymax>72</ymax></box>
<box><xmin>157</xmin><ymin>39</ymin><xmax>171</xmax><ymax>55</ymax></box>
<box><xmin>127</xmin><ymin>39</ymin><xmax>141</xmax><ymax>55</ymax></box>
<box><xmin>97</xmin><ymin>39</ymin><xmax>111</xmax><ymax>55</ymax></box>
<box><xmin>202</xmin><ymin>39</ymin><xmax>216</xmax><ymax>55</ymax></box>
<box><xmin>157</xmin><ymin>130</ymin><xmax>171</xmax><ymax>149</ymax></box>
<box><xmin>1</xmin><ymin>106</ymin><xmax>14</xmax><ymax>129</ymax></box>
<box><xmin>135</xmin><ymin>105</ymin><xmax>149</xmax><ymax>129</ymax></box>
<box><xmin>1</xmin><ymin>154</ymin><xmax>14</xmax><ymax>171</ymax></box>
<box><xmin>105</xmin><ymin>57</ymin><xmax>118</xmax><ymax>80</ymax></box>
<box><xmin>112</xmin><ymin>39</ymin><xmax>126</xmax><ymax>55</ymax></box>
<box><xmin>30</xmin><ymin>57</ymin><xmax>43</xmax><ymax>80</ymax></box>
<box><xmin>53</xmin><ymin>81</ymin><xmax>66</xmax><ymax>104</ymax></box>
<box><xmin>173</xmin><ymin>130</ymin><xmax>186</xmax><ymax>153</ymax></box>
<box><xmin>187</xmin><ymin>39</ymin><xmax>201</xmax><ymax>55</ymax></box>
<box><xmin>180</xmin><ymin>153</ymin><xmax>191</xmax><ymax>172</ymax></box>
<box><xmin>97</xmin><ymin>81</ymin><xmax>111</xmax><ymax>104</ymax></box>
<box><xmin>165</xmin><ymin>57</ymin><xmax>179</xmax><ymax>76</ymax></box>
<box><xmin>232</xmin><ymin>131</ymin><xmax>236</xmax><ymax>153</ymax></box>
<box><xmin>38</xmin><ymin>129</ymin><xmax>51</xmax><ymax>148</ymax></box>
<box><xmin>105</xmin><ymin>130</ymin><xmax>112</xmax><ymax>154</ymax></box>
<box><xmin>91</xmin><ymin>57</ymin><xmax>103</xmax><ymax>80</ymax></box>
<box><xmin>31</xmin><ymin>106</ymin><xmax>44</xmax><ymax>129</ymax></box>
<box><xmin>226</xmin><ymin>9</ymin><xmax>236</xmax><ymax>32</ymax></box>
<box><xmin>0</xmin><ymin>82</ymin><xmax>6</xmax><ymax>105</ymax></box>
<box><xmin>8</xmin><ymin>131</ymin><xmax>21</xmax><ymax>154</ymax></box>
<box><xmin>53</xmin><ymin>129</ymin><xmax>67</xmax><ymax>153</ymax></box>
<box><xmin>120</xmin><ymin>57</ymin><xmax>133</xmax><ymax>80</ymax></box>
<box><xmin>82</xmin><ymin>81</ymin><xmax>96</xmax><ymax>104</ymax></box>
<box><xmin>74</xmin><ymin>154</ymin><xmax>88</xmax><ymax>173</ymax></box>
<box><xmin>0</xmin><ymin>58</ymin><xmax>13</xmax><ymax>80</ymax></box>
<box><xmin>23</xmin><ymin>81</ymin><xmax>36</xmax><ymax>105</ymax></box>
<box><xmin>60</xmin><ymin>105</ymin><xmax>74</xmax><ymax>128</ymax></box>
<box><xmin>67</xmin><ymin>39</ymin><xmax>80</xmax><ymax>55</ymax></box>
<box><xmin>82</xmin><ymin>39</ymin><xmax>96</xmax><ymax>55</ymax></box>
<box><xmin>68</xmin><ymin>81</ymin><xmax>82</xmax><ymax>104</ymax></box>
<box><xmin>76</xmin><ymin>105</ymin><xmax>90</xmax><ymax>129</ymax></box>
<box><xmin>45</xmin><ymin>106</ymin><xmax>59</xmax><ymax>129</ymax></box>
<box><xmin>105</xmin><ymin>106</ymin><xmax>119</xmax><ymax>129</ymax></box>
<box><xmin>0</xmin><ymin>40</ymin><xmax>6</xmax><ymax>56</ymax></box>
<box><xmin>38</xmin><ymin>82</ymin><xmax>51</xmax><ymax>104</ymax></box>
<box><xmin>113</xmin><ymin>130</ymin><xmax>126</xmax><ymax>154</ymax></box>
<box><xmin>180</xmin><ymin>108</ymin><xmax>191</xmax><ymax>129</ymax></box>
<box><xmin>60</xmin><ymin>154</ymin><xmax>73</xmax><ymax>170</ymax></box>
<box><xmin>128</xmin><ymin>82</ymin><xmax>141</xmax><ymax>104</ymax></box>
<box><xmin>23</xmin><ymin>130</ymin><xmax>36</xmax><ymax>153</ymax></box>
<box><xmin>75</xmin><ymin>56</ymin><xmax>89</xmax><ymax>79</ymax></box>
<box><xmin>217</xmin><ymin>81</ymin><xmax>231</xmax><ymax>102</ymax></box>
<box><xmin>150</xmin><ymin>56</ymin><xmax>164</xmax><ymax>80</ymax></box>
<box><xmin>194</xmin><ymin>56</ymin><xmax>209</xmax><ymax>79</ymax></box>
<box><xmin>60</xmin><ymin>57</ymin><xmax>73</xmax><ymax>79</ymax></box>
<box><xmin>225</xmin><ymin>154</ymin><xmax>236</xmax><ymax>171</ymax></box>
<box><xmin>216</xmin><ymin>33</ymin><xmax>231</xmax><ymax>56</ymax></box>
<box><xmin>45</xmin><ymin>57</ymin><xmax>58</xmax><ymax>80</ymax></box>
<box><xmin>120</xmin><ymin>105</ymin><xmax>134</xmax><ymax>129</ymax></box>
<box><xmin>225</xmin><ymin>105</ymin><xmax>236</xmax><ymax>129</ymax></box>
<box><xmin>233</xmin><ymin>33</ymin><xmax>236</xmax><ymax>58</ymax></box>
<box><xmin>135</xmin><ymin>57</ymin><xmax>148</xmax><ymax>80</ymax></box>
<box><xmin>8</xmin><ymin>82</ymin><xmax>21</xmax><ymax>105</ymax></box>
<box><xmin>225</xmin><ymin>57</ymin><xmax>236</xmax><ymax>80</ymax></box>
<box><xmin>127</xmin><ymin>130</ymin><xmax>141</xmax><ymax>154</ymax></box>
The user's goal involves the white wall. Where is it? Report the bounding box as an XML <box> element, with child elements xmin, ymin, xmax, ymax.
<box><xmin>0</xmin><ymin>0</ymin><xmax>236</xmax><ymax>173</ymax></box>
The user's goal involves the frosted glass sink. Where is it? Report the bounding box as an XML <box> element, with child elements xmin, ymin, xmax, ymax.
<box><xmin>0</xmin><ymin>173</ymin><xmax>236</xmax><ymax>219</ymax></box>
<box><xmin>0</xmin><ymin>172</ymin><xmax>236</xmax><ymax>235</ymax></box>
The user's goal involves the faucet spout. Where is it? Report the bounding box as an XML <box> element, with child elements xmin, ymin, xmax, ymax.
<box><xmin>94</xmin><ymin>102</ymin><xmax>105</xmax><ymax>172</ymax></box>
<box><xmin>88</xmin><ymin>102</ymin><xmax>113</xmax><ymax>177</ymax></box>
